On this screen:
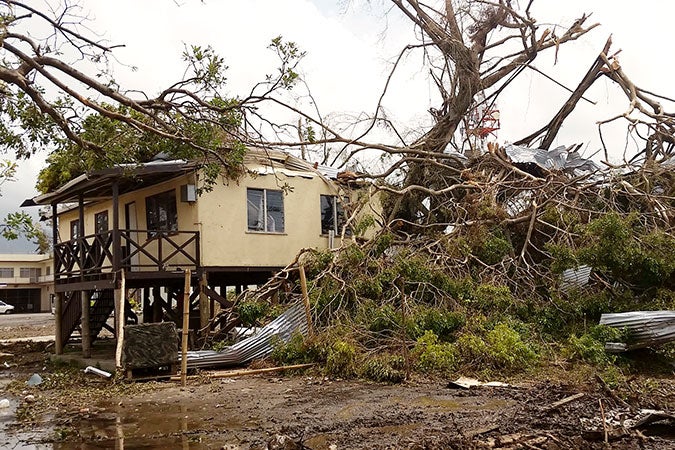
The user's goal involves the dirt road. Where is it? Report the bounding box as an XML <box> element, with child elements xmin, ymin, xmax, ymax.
<box><xmin>0</xmin><ymin>340</ymin><xmax>672</xmax><ymax>449</ymax></box>
<box><xmin>0</xmin><ymin>313</ymin><xmax>54</xmax><ymax>340</ymax></box>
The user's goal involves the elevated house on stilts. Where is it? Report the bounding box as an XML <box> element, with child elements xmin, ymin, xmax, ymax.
<box><xmin>22</xmin><ymin>149</ymin><xmax>377</xmax><ymax>359</ymax></box>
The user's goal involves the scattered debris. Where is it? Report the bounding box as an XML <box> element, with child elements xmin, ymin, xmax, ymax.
<box><xmin>447</xmin><ymin>376</ymin><xmax>510</xmax><ymax>389</ymax></box>
<box><xmin>546</xmin><ymin>392</ymin><xmax>585</xmax><ymax>411</ymax></box>
<box><xmin>266</xmin><ymin>434</ymin><xmax>301</xmax><ymax>450</ymax></box>
<box><xmin>600</xmin><ymin>310</ymin><xmax>675</xmax><ymax>351</ymax></box>
<box><xmin>503</xmin><ymin>144</ymin><xmax>599</xmax><ymax>175</ymax></box>
<box><xmin>83</xmin><ymin>366</ymin><xmax>112</xmax><ymax>378</ymax></box>
<box><xmin>24</xmin><ymin>395</ymin><xmax>35</xmax><ymax>403</ymax></box>
<box><xmin>0</xmin><ymin>399</ymin><xmax>9</xmax><ymax>408</ymax></box>
<box><xmin>171</xmin><ymin>363</ymin><xmax>315</xmax><ymax>382</ymax></box>
<box><xmin>26</xmin><ymin>373</ymin><xmax>42</xmax><ymax>386</ymax></box>
<box><xmin>628</xmin><ymin>409</ymin><xmax>675</xmax><ymax>429</ymax></box>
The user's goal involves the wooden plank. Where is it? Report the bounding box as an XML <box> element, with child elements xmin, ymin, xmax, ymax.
<box><xmin>181</xmin><ymin>269</ymin><xmax>191</xmax><ymax>387</ymax></box>
<box><xmin>298</xmin><ymin>264</ymin><xmax>313</xmax><ymax>337</ymax></box>
<box><xmin>202</xmin><ymin>285</ymin><xmax>233</xmax><ymax>309</ymax></box>
<box><xmin>170</xmin><ymin>363</ymin><xmax>315</xmax><ymax>382</ymax></box>
<box><xmin>114</xmin><ymin>270</ymin><xmax>126</xmax><ymax>369</ymax></box>
<box><xmin>547</xmin><ymin>392</ymin><xmax>585</xmax><ymax>410</ymax></box>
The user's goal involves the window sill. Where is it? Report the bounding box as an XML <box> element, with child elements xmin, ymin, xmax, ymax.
<box><xmin>246</xmin><ymin>230</ymin><xmax>287</xmax><ymax>236</ymax></box>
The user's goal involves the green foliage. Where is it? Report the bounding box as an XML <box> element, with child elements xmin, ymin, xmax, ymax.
<box><xmin>235</xmin><ymin>300</ymin><xmax>269</xmax><ymax>327</ymax></box>
<box><xmin>455</xmin><ymin>322</ymin><xmax>538</xmax><ymax>372</ymax></box>
<box><xmin>471</xmin><ymin>228</ymin><xmax>513</xmax><ymax>265</ymax></box>
<box><xmin>353</xmin><ymin>214</ymin><xmax>375</xmax><ymax>237</ymax></box>
<box><xmin>407</xmin><ymin>307</ymin><xmax>465</xmax><ymax>341</ymax></box>
<box><xmin>546</xmin><ymin>242</ymin><xmax>579</xmax><ymax>274</ymax></box>
<box><xmin>1</xmin><ymin>211</ymin><xmax>50</xmax><ymax>253</ymax></box>
<box><xmin>576</xmin><ymin>213</ymin><xmax>675</xmax><ymax>289</ymax></box>
<box><xmin>372</xmin><ymin>232</ymin><xmax>394</xmax><ymax>257</ymax></box>
<box><xmin>413</xmin><ymin>331</ymin><xmax>458</xmax><ymax>374</ymax></box>
<box><xmin>564</xmin><ymin>325</ymin><xmax>622</xmax><ymax>366</ymax></box>
<box><xmin>271</xmin><ymin>332</ymin><xmax>314</xmax><ymax>365</ymax></box>
<box><xmin>360</xmin><ymin>354</ymin><xmax>405</xmax><ymax>383</ymax></box>
<box><xmin>325</xmin><ymin>340</ymin><xmax>358</xmax><ymax>378</ymax></box>
<box><xmin>367</xmin><ymin>304</ymin><xmax>401</xmax><ymax>334</ymax></box>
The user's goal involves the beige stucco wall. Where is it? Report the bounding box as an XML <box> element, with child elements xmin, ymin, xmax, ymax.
<box><xmin>0</xmin><ymin>254</ymin><xmax>53</xmax><ymax>312</ymax></box>
<box><xmin>197</xmin><ymin>170</ymin><xmax>343</xmax><ymax>267</ymax></box>
<box><xmin>54</xmin><ymin>168</ymin><xmax>382</xmax><ymax>270</ymax></box>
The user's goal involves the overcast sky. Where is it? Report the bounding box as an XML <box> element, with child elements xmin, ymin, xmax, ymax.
<box><xmin>2</xmin><ymin>0</ymin><xmax>674</xmax><ymax>252</ymax></box>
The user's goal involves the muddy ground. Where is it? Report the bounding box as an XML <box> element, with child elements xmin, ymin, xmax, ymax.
<box><xmin>0</xmin><ymin>321</ymin><xmax>672</xmax><ymax>449</ymax></box>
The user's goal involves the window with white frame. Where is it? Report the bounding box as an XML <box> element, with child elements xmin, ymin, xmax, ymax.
<box><xmin>320</xmin><ymin>195</ymin><xmax>350</xmax><ymax>235</ymax></box>
<box><xmin>247</xmin><ymin>188</ymin><xmax>285</xmax><ymax>233</ymax></box>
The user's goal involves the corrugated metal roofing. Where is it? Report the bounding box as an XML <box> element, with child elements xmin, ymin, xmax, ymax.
<box><xmin>599</xmin><ymin>311</ymin><xmax>675</xmax><ymax>351</ymax></box>
<box><xmin>183</xmin><ymin>302</ymin><xmax>308</xmax><ymax>369</ymax></box>
<box><xmin>504</xmin><ymin>144</ymin><xmax>599</xmax><ymax>174</ymax></box>
<box><xmin>560</xmin><ymin>265</ymin><xmax>592</xmax><ymax>292</ymax></box>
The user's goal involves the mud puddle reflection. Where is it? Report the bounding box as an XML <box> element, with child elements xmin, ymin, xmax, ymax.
<box><xmin>57</xmin><ymin>401</ymin><xmax>251</xmax><ymax>449</ymax></box>
<box><xmin>5</xmin><ymin>399</ymin><xmax>254</xmax><ymax>449</ymax></box>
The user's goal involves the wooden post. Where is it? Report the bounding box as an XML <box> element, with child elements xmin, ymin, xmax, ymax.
<box><xmin>54</xmin><ymin>292</ymin><xmax>63</xmax><ymax>355</ymax></box>
<box><xmin>115</xmin><ymin>271</ymin><xmax>126</xmax><ymax>369</ymax></box>
<box><xmin>199</xmin><ymin>272</ymin><xmax>209</xmax><ymax>337</ymax></box>
<box><xmin>181</xmin><ymin>269</ymin><xmax>191</xmax><ymax>387</ymax></box>
<box><xmin>81</xmin><ymin>291</ymin><xmax>91</xmax><ymax>358</ymax></box>
<box><xmin>298</xmin><ymin>264</ymin><xmax>313</xmax><ymax>337</ymax></box>
<box><xmin>112</xmin><ymin>182</ymin><xmax>120</xmax><ymax>272</ymax></box>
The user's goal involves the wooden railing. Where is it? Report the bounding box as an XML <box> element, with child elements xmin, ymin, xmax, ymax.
<box><xmin>54</xmin><ymin>229</ymin><xmax>200</xmax><ymax>281</ymax></box>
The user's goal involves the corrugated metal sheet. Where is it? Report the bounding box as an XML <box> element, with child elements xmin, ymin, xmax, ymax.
<box><xmin>599</xmin><ymin>311</ymin><xmax>675</xmax><ymax>351</ymax></box>
<box><xmin>560</xmin><ymin>265</ymin><xmax>592</xmax><ymax>292</ymax></box>
<box><xmin>504</xmin><ymin>144</ymin><xmax>598</xmax><ymax>174</ymax></box>
<box><xmin>182</xmin><ymin>303</ymin><xmax>308</xmax><ymax>369</ymax></box>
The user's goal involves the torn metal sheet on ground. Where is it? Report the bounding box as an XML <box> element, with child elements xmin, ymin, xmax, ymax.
<box><xmin>600</xmin><ymin>310</ymin><xmax>675</xmax><ymax>351</ymax></box>
<box><xmin>183</xmin><ymin>302</ymin><xmax>308</xmax><ymax>370</ymax></box>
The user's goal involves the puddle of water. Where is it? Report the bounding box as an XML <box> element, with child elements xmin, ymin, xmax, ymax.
<box><xmin>413</xmin><ymin>395</ymin><xmax>510</xmax><ymax>411</ymax></box>
<box><xmin>0</xmin><ymin>399</ymin><xmax>254</xmax><ymax>449</ymax></box>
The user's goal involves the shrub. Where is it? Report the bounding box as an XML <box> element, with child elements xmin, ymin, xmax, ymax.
<box><xmin>360</xmin><ymin>354</ymin><xmax>405</xmax><ymax>383</ymax></box>
<box><xmin>564</xmin><ymin>325</ymin><xmax>622</xmax><ymax>366</ymax></box>
<box><xmin>325</xmin><ymin>340</ymin><xmax>358</xmax><ymax>378</ymax></box>
<box><xmin>407</xmin><ymin>307</ymin><xmax>465</xmax><ymax>341</ymax></box>
<box><xmin>235</xmin><ymin>300</ymin><xmax>269</xmax><ymax>327</ymax></box>
<box><xmin>271</xmin><ymin>332</ymin><xmax>314</xmax><ymax>365</ymax></box>
<box><xmin>485</xmin><ymin>323</ymin><xmax>538</xmax><ymax>371</ymax></box>
<box><xmin>413</xmin><ymin>331</ymin><xmax>458</xmax><ymax>374</ymax></box>
<box><xmin>455</xmin><ymin>322</ymin><xmax>538</xmax><ymax>372</ymax></box>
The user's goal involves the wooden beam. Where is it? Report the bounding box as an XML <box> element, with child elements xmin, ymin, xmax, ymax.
<box><xmin>54</xmin><ymin>292</ymin><xmax>63</xmax><ymax>355</ymax></box>
<box><xmin>201</xmin><ymin>285</ymin><xmax>233</xmax><ymax>309</ymax></box>
<box><xmin>199</xmin><ymin>273</ymin><xmax>209</xmax><ymax>335</ymax></box>
<box><xmin>181</xmin><ymin>269</ymin><xmax>191</xmax><ymax>387</ymax></box>
<box><xmin>114</xmin><ymin>270</ymin><xmax>126</xmax><ymax>369</ymax></box>
<box><xmin>80</xmin><ymin>291</ymin><xmax>91</xmax><ymax>358</ymax></box>
<box><xmin>112</xmin><ymin>181</ymin><xmax>120</xmax><ymax>272</ymax></box>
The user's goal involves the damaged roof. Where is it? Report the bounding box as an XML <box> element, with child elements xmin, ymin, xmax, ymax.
<box><xmin>21</xmin><ymin>148</ymin><xmax>339</xmax><ymax>207</ymax></box>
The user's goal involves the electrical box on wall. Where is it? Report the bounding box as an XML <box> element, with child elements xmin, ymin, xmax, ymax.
<box><xmin>180</xmin><ymin>184</ymin><xmax>197</xmax><ymax>203</ymax></box>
